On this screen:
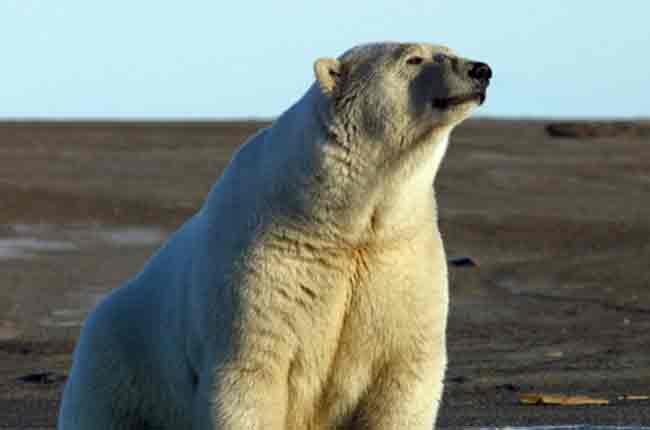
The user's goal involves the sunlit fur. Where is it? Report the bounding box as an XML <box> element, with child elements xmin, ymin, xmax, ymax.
<box><xmin>58</xmin><ymin>42</ymin><xmax>484</xmax><ymax>430</ymax></box>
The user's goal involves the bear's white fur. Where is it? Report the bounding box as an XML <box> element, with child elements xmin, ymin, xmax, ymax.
<box><xmin>58</xmin><ymin>42</ymin><xmax>489</xmax><ymax>430</ymax></box>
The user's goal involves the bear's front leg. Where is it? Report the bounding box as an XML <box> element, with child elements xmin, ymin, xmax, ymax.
<box><xmin>192</xmin><ymin>362</ymin><xmax>289</xmax><ymax>430</ymax></box>
<box><xmin>361</xmin><ymin>354</ymin><xmax>447</xmax><ymax>430</ymax></box>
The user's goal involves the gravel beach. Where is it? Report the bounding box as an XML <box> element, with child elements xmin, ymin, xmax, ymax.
<box><xmin>0</xmin><ymin>120</ymin><xmax>648</xmax><ymax>428</ymax></box>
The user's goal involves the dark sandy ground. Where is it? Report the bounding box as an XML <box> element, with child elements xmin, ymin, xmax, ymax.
<box><xmin>0</xmin><ymin>120</ymin><xmax>649</xmax><ymax>428</ymax></box>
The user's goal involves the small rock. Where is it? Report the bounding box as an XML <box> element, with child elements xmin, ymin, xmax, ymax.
<box><xmin>448</xmin><ymin>256</ymin><xmax>478</xmax><ymax>267</ymax></box>
<box><xmin>447</xmin><ymin>375</ymin><xmax>469</xmax><ymax>384</ymax></box>
<box><xmin>17</xmin><ymin>371</ymin><xmax>67</xmax><ymax>385</ymax></box>
<box><xmin>0</xmin><ymin>320</ymin><xmax>21</xmax><ymax>341</ymax></box>
<box><xmin>496</xmin><ymin>383</ymin><xmax>520</xmax><ymax>392</ymax></box>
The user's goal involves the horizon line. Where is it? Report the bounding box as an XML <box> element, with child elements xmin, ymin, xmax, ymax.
<box><xmin>0</xmin><ymin>114</ymin><xmax>648</xmax><ymax>123</ymax></box>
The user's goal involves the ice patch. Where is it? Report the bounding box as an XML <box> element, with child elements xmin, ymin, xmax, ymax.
<box><xmin>98</xmin><ymin>227</ymin><xmax>165</xmax><ymax>246</ymax></box>
<box><xmin>39</xmin><ymin>288</ymin><xmax>109</xmax><ymax>328</ymax></box>
<box><xmin>11</xmin><ymin>223</ymin><xmax>54</xmax><ymax>235</ymax></box>
<box><xmin>51</xmin><ymin>309</ymin><xmax>88</xmax><ymax>318</ymax></box>
<box><xmin>0</xmin><ymin>247</ymin><xmax>33</xmax><ymax>259</ymax></box>
<box><xmin>0</xmin><ymin>238</ymin><xmax>76</xmax><ymax>260</ymax></box>
<box><xmin>40</xmin><ymin>307</ymin><xmax>93</xmax><ymax>328</ymax></box>
<box><xmin>0</xmin><ymin>223</ymin><xmax>167</xmax><ymax>260</ymax></box>
<box><xmin>39</xmin><ymin>317</ymin><xmax>84</xmax><ymax>328</ymax></box>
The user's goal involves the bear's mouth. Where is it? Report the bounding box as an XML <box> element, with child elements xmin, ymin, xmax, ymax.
<box><xmin>432</xmin><ymin>92</ymin><xmax>486</xmax><ymax>109</ymax></box>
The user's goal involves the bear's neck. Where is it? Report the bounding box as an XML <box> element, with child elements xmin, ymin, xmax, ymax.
<box><xmin>263</xmin><ymin>86</ymin><xmax>452</xmax><ymax>246</ymax></box>
<box><xmin>322</xmin><ymin>128</ymin><xmax>452</xmax><ymax>245</ymax></box>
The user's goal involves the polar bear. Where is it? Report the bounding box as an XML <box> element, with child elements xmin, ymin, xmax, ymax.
<box><xmin>58</xmin><ymin>42</ymin><xmax>491</xmax><ymax>430</ymax></box>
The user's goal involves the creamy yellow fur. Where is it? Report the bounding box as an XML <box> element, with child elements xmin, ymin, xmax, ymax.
<box><xmin>58</xmin><ymin>42</ymin><xmax>488</xmax><ymax>430</ymax></box>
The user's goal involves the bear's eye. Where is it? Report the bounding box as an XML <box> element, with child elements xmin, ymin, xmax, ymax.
<box><xmin>406</xmin><ymin>56</ymin><xmax>424</xmax><ymax>65</ymax></box>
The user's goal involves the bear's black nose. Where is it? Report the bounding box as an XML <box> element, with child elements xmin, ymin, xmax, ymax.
<box><xmin>468</xmin><ymin>62</ymin><xmax>492</xmax><ymax>85</ymax></box>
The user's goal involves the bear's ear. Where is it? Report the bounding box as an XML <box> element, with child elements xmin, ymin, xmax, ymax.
<box><xmin>314</xmin><ymin>57</ymin><xmax>343</xmax><ymax>95</ymax></box>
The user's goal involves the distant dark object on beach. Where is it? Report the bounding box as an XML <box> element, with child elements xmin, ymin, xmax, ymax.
<box><xmin>447</xmin><ymin>375</ymin><xmax>469</xmax><ymax>384</ymax></box>
<box><xmin>546</xmin><ymin>121</ymin><xmax>650</xmax><ymax>139</ymax></box>
<box><xmin>448</xmin><ymin>256</ymin><xmax>478</xmax><ymax>267</ymax></box>
<box><xmin>17</xmin><ymin>371</ymin><xmax>67</xmax><ymax>385</ymax></box>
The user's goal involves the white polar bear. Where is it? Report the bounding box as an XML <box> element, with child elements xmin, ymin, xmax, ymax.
<box><xmin>58</xmin><ymin>42</ymin><xmax>491</xmax><ymax>430</ymax></box>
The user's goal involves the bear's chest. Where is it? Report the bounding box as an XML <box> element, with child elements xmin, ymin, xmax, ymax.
<box><xmin>284</xmin><ymin>239</ymin><xmax>447</xmax><ymax>430</ymax></box>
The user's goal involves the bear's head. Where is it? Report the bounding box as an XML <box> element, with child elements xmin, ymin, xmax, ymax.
<box><xmin>313</xmin><ymin>42</ymin><xmax>491</xmax><ymax>145</ymax></box>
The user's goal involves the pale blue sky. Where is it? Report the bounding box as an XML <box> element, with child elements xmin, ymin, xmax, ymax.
<box><xmin>2</xmin><ymin>1</ymin><xmax>649</xmax><ymax>119</ymax></box>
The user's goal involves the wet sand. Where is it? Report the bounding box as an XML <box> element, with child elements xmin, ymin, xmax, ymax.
<box><xmin>0</xmin><ymin>120</ymin><xmax>649</xmax><ymax>428</ymax></box>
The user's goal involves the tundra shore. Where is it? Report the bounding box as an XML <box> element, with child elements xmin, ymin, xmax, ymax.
<box><xmin>0</xmin><ymin>120</ymin><xmax>649</xmax><ymax>428</ymax></box>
